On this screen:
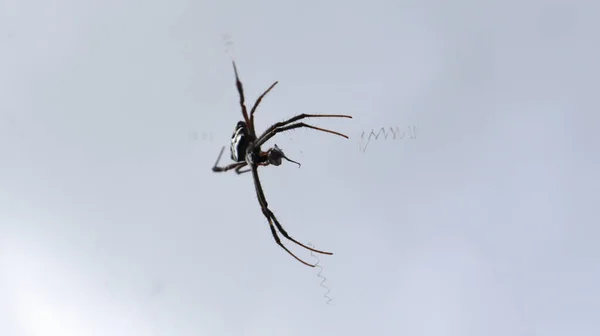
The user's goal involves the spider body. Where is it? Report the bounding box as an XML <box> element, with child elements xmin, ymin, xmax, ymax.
<box><xmin>230</xmin><ymin>121</ymin><xmax>250</xmax><ymax>162</ymax></box>
<box><xmin>212</xmin><ymin>61</ymin><xmax>352</xmax><ymax>267</ymax></box>
<box><xmin>229</xmin><ymin>121</ymin><xmax>273</xmax><ymax>167</ymax></box>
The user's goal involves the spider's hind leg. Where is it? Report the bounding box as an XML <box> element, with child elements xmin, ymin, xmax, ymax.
<box><xmin>212</xmin><ymin>146</ymin><xmax>248</xmax><ymax>173</ymax></box>
<box><xmin>235</xmin><ymin>165</ymin><xmax>251</xmax><ymax>174</ymax></box>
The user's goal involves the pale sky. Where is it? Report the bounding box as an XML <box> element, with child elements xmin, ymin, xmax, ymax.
<box><xmin>1</xmin><ymin>0</ymin><xmax>598</xmax><ymax>335</ymax></box>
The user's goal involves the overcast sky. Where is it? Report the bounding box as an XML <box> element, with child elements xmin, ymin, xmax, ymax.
<box><xmin>1</xmin><ymin>0</ymin><xmax>598</xmax><ymax>335</ymax></box>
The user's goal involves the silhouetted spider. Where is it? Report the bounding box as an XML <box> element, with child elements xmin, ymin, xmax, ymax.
<box><xmin>212</xmin><ymin>61</ymin><xmax>352</xmax><ymax>267</ymax></box>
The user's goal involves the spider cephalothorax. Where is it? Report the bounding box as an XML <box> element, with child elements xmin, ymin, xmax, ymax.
<box><xmin>230</xmin><ymin>121</ymin><xmax>300</xmax><ymax>167</ymax></box>
<box><xmin>212</xmin><ymin>60</ymin><xmax>352</xmax><ymax>267</ymax></box>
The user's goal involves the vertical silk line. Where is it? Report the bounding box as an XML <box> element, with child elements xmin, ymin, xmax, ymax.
<box><xmin>307</xmin><ymin>242</ymin><xmax>333</xmax><ymax>306</ymax></box>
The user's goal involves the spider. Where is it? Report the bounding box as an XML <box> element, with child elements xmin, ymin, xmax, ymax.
<box><xmin>211</xmin><ymin>61</ymin><xmax>352</xmax><ymax>267</ymax></box>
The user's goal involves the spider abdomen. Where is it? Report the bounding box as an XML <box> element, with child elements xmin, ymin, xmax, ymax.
<box><xmin>230</xmin><ymin>121</ymin><xmax>250</xmax><ymax>162</ymax></box>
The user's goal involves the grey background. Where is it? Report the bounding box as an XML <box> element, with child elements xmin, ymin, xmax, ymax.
<box><xmin>0</xmin><ymin>0</ymin><xmax>598</xmax><ymax>335</ymax></box>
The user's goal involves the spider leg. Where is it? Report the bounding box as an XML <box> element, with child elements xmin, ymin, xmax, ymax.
<box><xmin>212</xmin><ymin>146</ymin><xmax>226</xmax><ymax>167</ymax></box>
<box><xmin>212</xmin><ymin>146</ymin><xmax>248</xmax><ymax>173</ymax></box>
<box><xmin>231</xmin><ymin>61</ymin><xmax>253</xmax><ymax>136</ymax></box>
<box><xmin>249</xmin><ymin>81</ymin><xmax>278</xmax><ymax>135</ymax></box>
<box><xmin>256</xmin><ymin>113</ymin><xmax>352</xmax><ymax>147</ymax></box>
<box><xmin>213</xmin><ymin>161</ymin><xmax>247</xmax><ymax>173</ymax></box>
<box><xmin>234</xmin><ymin>165</ymin><xmax>251</xmax><ymax>174</ymax></box>
<box><xmin>266</xmin><ymin>206</ymin><xmax>332</xmax><ymax>255</ymax></box>
<box><xmin>257</xmin><ymin>122</ymin><xmax>350</xmax><ymax>148</ymax></box>
<box><xmin>267</xmin><ymin>217</ymin><xmax>315</xmax><ymax>267</ymax></box>
<box><xmin>250</xmin><ymin>165</ymin><xmax>332</xmax><ymax>267</ymax></box>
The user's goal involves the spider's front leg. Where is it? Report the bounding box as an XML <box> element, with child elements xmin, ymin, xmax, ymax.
<box><xmin>256</xmin><ymin>113</ymin><xmax>352</xmax><ymax>147</ymax></box>
<box><xmin>211</xmin><ymin>146</ymin><xmax>250</xmax><ymax>174</ymax></box>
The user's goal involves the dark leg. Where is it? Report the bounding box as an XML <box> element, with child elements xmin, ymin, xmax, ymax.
<box><xmin>212</xmin><ymin>146</ymin><xmax>248</xmax><ymax>173</ymax></box>
<box><xmin>232</xmin><ymin>61</ymin><xmax>252</xmax><ymax>133</ymax></box>
<box><xmin>235</xmin><ymin>165</ymin><xmax>251</xmax><ymax>174</ymax></box>
<box><xmin>249</xmin><ymin>80</ymin><xmax>278</xmax><ymax>135</ymax></box>
<box><xmin>256</xmin><ymin>114</ymin><xmax>352</xmax><ymax>147</ymax></box>
<box><xmin>257</xmin><ymin>122</ymin><xmax>350</xmax><ymax>148</ymax></box>
<box><xmin>267</xmin><ymin>217</ymin><xmax>314</xmax><ymax>267</ymax></box>
<box><xmin>213</xmin><ymin>162</ymin><xmax>247</xmax><ymax>173</ymax></box>
<box><xmin>250</xmin><ymin>165</ymin><xmax>332</xmax><ymax>267</ymax></box>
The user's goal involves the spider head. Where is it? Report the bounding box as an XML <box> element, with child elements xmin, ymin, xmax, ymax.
<box><xmin>266</xmin><ymin>144</ymin><xmax>301</xmax><ymax>167</ymax></box>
